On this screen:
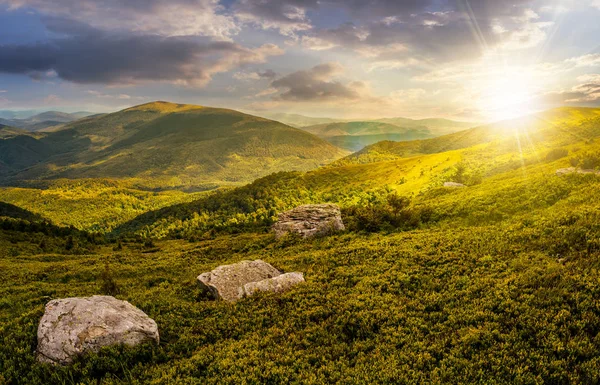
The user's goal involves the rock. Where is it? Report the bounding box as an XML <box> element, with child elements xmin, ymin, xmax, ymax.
<box><xmin>556</xmin><ymin>167</ymin><xmax>600</xmax><ymax>176</ymax></box>
<box><xmin>556</xmin><ymin>167</ymin><xmax>577</xmax><ymax>176</ymax></box>
<box><xmin>197</xmin><ymin>260</ymin><xmax>282</xmax><ymax>302</ymax></box>
<box><xmin>37</xmin><ymin>296</ymin><xmax>159</xmax><ymax>365</ymax></box>
<box><xmin>444</xmin><ymin>182</ymin><xmax>466</xmax><ymax>188</ymax></box>
<box><xmin>272</xmin><ymin>204</ymin><xmax>345</xmax><ymax>239</ymax></box>
<box><xmin>240</xmin><ymin>272</ymin><xmax>305</xmax><ymax>298</ymax></box>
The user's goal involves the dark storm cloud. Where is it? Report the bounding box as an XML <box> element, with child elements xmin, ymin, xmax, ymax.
<box><xmin>1</xmin><ymin>0</ymin><xmax>237</xmax><ymax>37</ymax></box>
<box><xmin>270</xmin><ymin>63</ymin><xmax>362</xmax><ymax>101</ymax></box>
<box><xmin>0</xmin><ymin>21</ymin><xmax>281</xmax><ymax>86</ymax></box>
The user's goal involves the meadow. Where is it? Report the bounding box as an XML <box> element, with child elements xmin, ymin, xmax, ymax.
<box><xmin>2</xmin><ymin>108</ymin><xmax>600</xmax><ymax>383</ymax></box>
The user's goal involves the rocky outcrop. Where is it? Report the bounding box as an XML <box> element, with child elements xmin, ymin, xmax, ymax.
<box><xmin>37</xmin><ymin>296</ymin><xmax>159</xmax><ymax>365</ymax></box>
<box><xmin>556</xmin><ymin>167</ymin><xmax>600</xmax><ymax>176</ymax></box>
<box><xmin>272</xmin><ymin>204</ymin><xmax>345</xmax><ymax>239</ymax></box>
<box><xmin>240</xmin><ymin>272</ymin><xmax>305</xmax><ymax>298</ymax></box>
<box><xmin>444</xmin><ymin>182</ymin><xmax>466</xmax><ymax>188</ymax></box>
<box><xmin>197</xmin><ymin>260</ymin><xmax>282</xmax><ymax>302</ymax></box>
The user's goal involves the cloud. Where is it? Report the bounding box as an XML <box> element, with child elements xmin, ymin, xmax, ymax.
<box><xmin>1</xmin><ymin>0</ymin><xmax>238</xmax><ymax>38</ymax></box>
<box><xmin>43</xmin><ymin>94</ymin><xmax>62</xmax><ymax>104</ymax></box>
<box><xmin>566</xmin><ymin>54</ymin><xmax>600</xmax><ymax>67</ymax></box>
<box><xmin>233</xmin><ymin>0</ymin><xmax>317</xmax><ymax>35</ymax></box>
<box><xmin>270</xmin><ymin>63</ymin><xmax>364</xmax><ymax>101</ymax></box>
<box><xmin>86</xmin><ymin>90</ymin><xmax>141</xmax><ymax>100</ymax></box>
<box><xmin>0</xmin><ymin>22</ymin><xmax>283</xmax><ymax>86</ymax></box>
<box><xmin>296</xmin><ymin>1</ymin><xmax>551</xmax><ymax>67</ymax></box>
<box><xmin>540</xmin><ymin>74</ymin><xmax>600</xmax><ymax>106</ymax></box>
<box><xmin>234</xmin><ymin>69</ymin><xmax>277</xmax><ymax>81</ymax></box>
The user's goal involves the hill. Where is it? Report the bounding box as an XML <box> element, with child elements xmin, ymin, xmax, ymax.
<box><xmin>301</xmin><ymin>121</ymin><xmax>434</xmax><ymax>151</ymax></box>
<box><xmin>0</xmin><ymin>201</ymin><xmax>45</xmax><ymax>221</ymax></box>
<box><xmin>1</xmin><ymin>111</ymin><xmax>95</xmax><ymax>132</ymax></box>
<box><xmin>257</xmin><ymin>112</ymin><xmax>342</xmax><ymax>128</ymax></box>
<box><xmin>0</xmin><ymin>125</ymin><xmax>32</xmax><ymax>139</ymax></box>
<box><xmin>0</xmin><ymin>102</ymin><xmax>347</xmax><ymax>189</ymax></box>
<box><xmin>375</xmin><ymin>117</ymin><xmax>475</xmax><ymax>135</ymax></box>
<box><xmin>112</xmin><ymin>107</ymin><xmax>600</xmax><ymax>238</ymax></box>
<box><xmin>3</xmin><ymin>108</ymin><xmax>600</xmax><ymax>384</ymax></box>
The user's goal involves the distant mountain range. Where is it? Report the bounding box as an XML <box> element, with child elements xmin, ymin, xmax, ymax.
<box><xmin>257</xmin><ymin>112</ymin><xmax>477</xmax><ymax>151</ymax></box>
<box><xmin>0</xmin><ymin>111</ymin><xmax>96</xmax><ymax>132</ymax></box>
<box><xmin>0</xmin><ymin>101</ymin><xmax>346</xmax><ymax>188</ymax></box>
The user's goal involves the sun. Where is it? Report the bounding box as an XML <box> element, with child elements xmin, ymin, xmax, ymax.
<box><xmin>478</xmin><ymin>71</ymin><xmax>539</xmax><ymax>122</ymax></box>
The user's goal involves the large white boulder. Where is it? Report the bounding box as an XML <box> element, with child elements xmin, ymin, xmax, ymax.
<box><xmin>37</xmin><ymin>296</ymin><xmax>159</xmax><ymax>365</ymax></box>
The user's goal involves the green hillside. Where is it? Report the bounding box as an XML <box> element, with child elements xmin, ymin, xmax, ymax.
<box><xmin>111</xmin><ymin>107</ymin><xmax>600</xmax><ymax>238</ymax></box>
<box><xmin>257</xmin><ymin>112</ymin><xmax>342</xmax><ymax>128</ymax></box>
<box><xmin>301</xmin><ymin>121</ymin><xmax>434</xmax><ymax>151</ymax></box>
<box><xmin>375</xmin><ymin>117</ymin><xmax>476</xmax><ymax>135</ymax></box>
<box><xmin>2</xmin><ymin>107</ymin><xmax>600</xmax><ymax>383</ymax></box>
<box><xmin>0</xmin><ymin>102</ymin><xmax>347</xmax><ymax>188</ymax></box>
<box><xmin>0</xmin><ymin>125</ymin><xmax>32</xmax><ymax>139</ymax></box>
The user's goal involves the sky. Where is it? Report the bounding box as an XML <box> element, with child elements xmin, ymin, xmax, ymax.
<box><xmin>0</xmin><ymin>0</ymin><xmax>599</xmax><ymax>122</ymax></box>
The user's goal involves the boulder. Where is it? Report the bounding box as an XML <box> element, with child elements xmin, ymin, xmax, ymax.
<box><xmin>444</xmin><ymin>182</ymin><xmax>466</xmax><ymax>188</ymax></box>
<box><xmin>37</xmin><ymin>296</ymin><xmax>159</xmax><ymax>365</ymax></box>
<box><xmin>272</xmin><ymin>204</ymin><xmax>345</xmax><ymax>239</ymax></box>
<box><xmin>197</xmin><ymin>260</ymin><xmax>282</xmax><ymax>302</ymax></box>
<box><xmin>240</xmin><ymin>272</ymin><xmax>305</xmax><ymax>298</ymax></box>
<box><xmin>556</xmin><ymin>167</ymin><xmax>600</xmax><ymax>176</ymax></box>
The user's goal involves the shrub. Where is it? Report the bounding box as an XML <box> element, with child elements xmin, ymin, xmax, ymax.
<box><xmin>570</xmin><ymin>151</ymin><xmax>600</xmax><ymax>169</ymax></box>
<box><xmin>100</xmin><ymin>263</ymin><xmax>120</xmax><ymax>296</ymax></box>
<box><xmin>545</xmin><ymin>148</ymin><xmax>568</xmax><ymax>162</ymax></box>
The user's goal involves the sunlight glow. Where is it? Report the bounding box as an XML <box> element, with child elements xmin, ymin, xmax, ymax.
<box><xmin>478</xmin><ymin>71</ymin><xmax>539</xmax><ymax>122</ymax></box>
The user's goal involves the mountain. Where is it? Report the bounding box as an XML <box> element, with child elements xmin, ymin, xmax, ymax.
<box><xmin>257</xmin><ymin>112</ymin><xmax>343</xmax><ymax>128</ymax></box>
<box><xmin>113</xmin><ymin>107</ymin><xmax>600</xmax><ymax>237</ymax></box>
<box><xmin>375</xmin><ymin>117</ymin><xmax>475</xmax><ymax>136</ymax></box>
<box><xmin>338</xmin><ymin>107</ymin><xmax>600</xmax><ymax>166</ymax></box>
<box><xmin>301</xmin><ymin>121</ymin><xmax>434</xmax><ymax>151</ymax></box>
<box><xmin>0</xmin><ymin>101</ymin><xmax>347</xmax><ymax>188</ymax></box>
<box><xmin>1</xmin><ymin>111</ymin><xmax>96</xmax><ymax>132</ymax></box>
<box><xmin>0</xmin><ymin>125</ymin><xmax>35</xmax><ymax>139</ymax></box>
<box><xmin>0</xmin><ymin>201</ymin><xmax>45</xmax><ymax>222</ymax></box>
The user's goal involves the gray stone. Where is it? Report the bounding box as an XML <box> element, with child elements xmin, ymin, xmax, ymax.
<box><xmin>37</xmin><ymin>296</ymin><xmax>159</xmax><ymax>365</ymax></box>
<box><xmin>197</xmin><ymin>260</ymin><xmax>282</xmax><ymax>302</ymax></box>
<box><xmin>444</xmin><ymin>182</ymin><xmax>466</xmax><ymax>188</ymax></box>
<box><xmin>240</xmin><ymin>272</ymin><xmax>305</xmax><ymax>298</ymax></box>
<box><xmin>556</xmin><ymin>167</ymin><xmax>600</xmax><ymax>176</ymax></box>
<box><xmin>272</xmin><ymin>204</ymin><xmax>345</xmax><ymax>239</ymax></box>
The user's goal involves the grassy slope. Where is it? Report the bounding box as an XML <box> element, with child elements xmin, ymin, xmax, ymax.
<box><xmin>114</xmin><ymin>107</ymin><xmax>600</xmax><ymax>238</ymax></box>
<box><xmin>2</xmin><ymin>108</ymin><xmax>600</xmax><ymax>383</ymax></box>
<box><xmin>2</xmin><ymin>173</ymin><xmax>600</xmax><ymax>383</ymax></box>
<box><xmin>2</xmin><ymin>102</ymin><xmax>347</xmax><ymax>188</ymax></box>
<box><xmin>0</xmin><ymin>179</ymin><xmax>206</xmax><ymax>232</ymax></box>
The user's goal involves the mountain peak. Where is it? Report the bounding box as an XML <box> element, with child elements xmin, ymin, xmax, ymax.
<box><xmin>125</xmin><ymin>101</ymin><xmax>204</xmax><ymax>114</ymax></box>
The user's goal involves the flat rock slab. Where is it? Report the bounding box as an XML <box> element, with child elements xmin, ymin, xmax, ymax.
<box><xmin>444</xmin><ymin>182</ymin><xmax>466</xmax><ymax>188</ymax></box>
<box><xmin>240</xmin><ymin>272</ymin><xmax>305</xmax><ymax>298</ymax></box>
<box><xmin>556</xmin><ymin>167</ymin><xmax>600</xmax><ymax>176</ymax></box>
<box><xmin>37</xmin><ymin>296</ymin><xmax>159</xmax><ymax>365</ymax></box>
<box><xmin>272</xmin><ymin>204</ymin><xmax>345</xmax><ymax>239</ymax></box>
<box><xmin>197</xmin><ymin>260</ymin><xmax>282</xmax><ymax>302</ymax></box>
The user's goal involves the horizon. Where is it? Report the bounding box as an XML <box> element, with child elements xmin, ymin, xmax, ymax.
<box><xmin>1</xmin><ymin>1</ymin><xmax>599</xmax><ymax>122</ymax></box>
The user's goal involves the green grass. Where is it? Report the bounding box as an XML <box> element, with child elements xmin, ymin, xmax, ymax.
<box><xmin>1</xmin><ymin>107</ymin><xmax>600</xmax><ymax>383</ymax></box>
<box><xmin>0</xmin><ymin>179</ymin><xmax>206</xmax><ymax>232</ymax></box>
<box><xmin>2</xmin><ymin>190</ymin><xmax>600</xmax><ymax>383</ymax></box>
